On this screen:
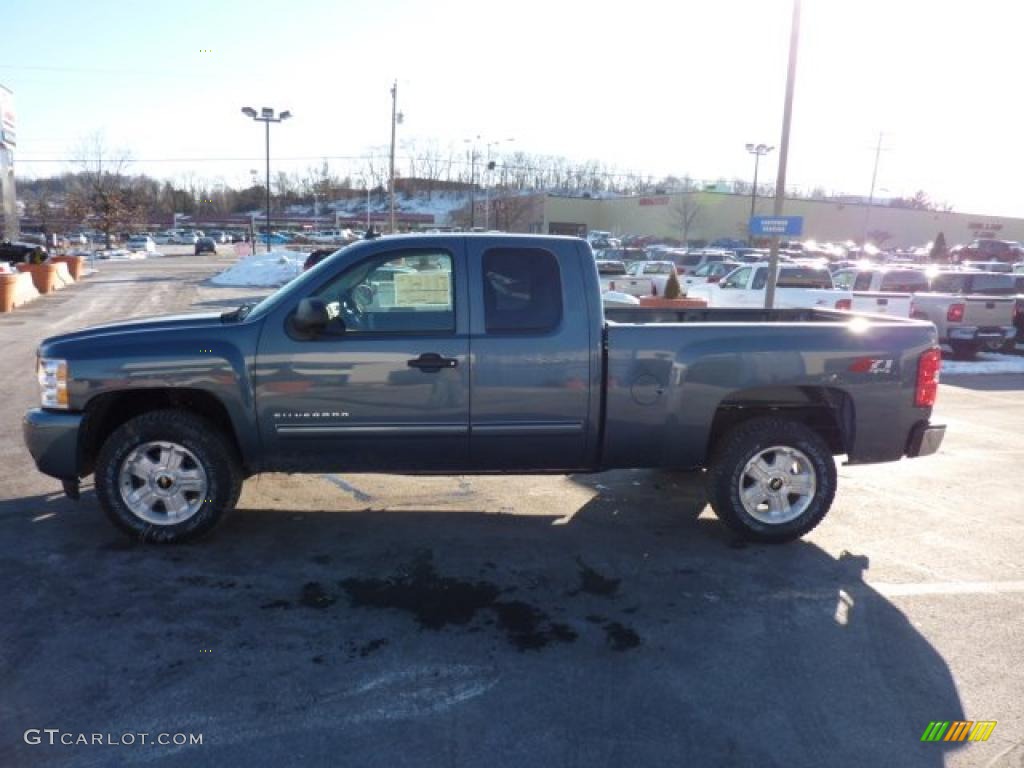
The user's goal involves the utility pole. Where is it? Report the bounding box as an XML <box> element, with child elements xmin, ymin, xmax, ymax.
<box><xmin>860</xmin><ymin>132</ymin><xmax>884</xmax><ymax>256</ymax></box>
<box><xmin>468</xmin><ymin>142</ymin><xmax>478</xmax><ymax>229</ymax></box>
<box><xmin>240</xmin><ymin>106</ymin><xmax>292</xmax><ymax>253</ymax></box>
<box><xmin>745</xmin><ymin>143</ymin><xmax>774</xmax><ymax>245</ymax></box>
<box><xmin>389</xmin><ymin>79</ymin><xmax>397</xmax><ymax>234</ymax></box>
<box><xmin>763</xmin><ymin>0</ymin><xmax>801</xmax><ymax>310</ymax></box>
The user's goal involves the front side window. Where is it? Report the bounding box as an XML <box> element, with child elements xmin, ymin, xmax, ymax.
<box><xmin>720</xmin><ymin>267</ymin><xmax>751</xmax><ymax>289</ymax></box>
<box><xmin>482</xmin><ymin>247</ymin><xmax>562</xmax><ymax>334</ymax></box>
<box><xmin>313</xmin><ymin>249</ymin><xmax>454</xmax><ymax>334</ymax></box>
<box><xmin>832</xmin><ymin>270</ymin><xmax>855</xmax><ymax>290</ymax></box>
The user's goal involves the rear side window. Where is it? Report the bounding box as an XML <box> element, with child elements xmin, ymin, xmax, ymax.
<box><xmin>880</xmin><ymin>270</ymin><xmax>928</xmax><ymax>292</ymax></box>
<box><xmin>483</xmin><ymin>248</ymin><xmax>562</xmax><ymax>334</ymax></box>
<box><xmin>970</xmin><ymin>274</ymin><xmax>1015</xmax><ymax>295</ymax></box>
<box><xmin>776</xmin><ymin>267</ymin><xmax>833</xmax><ymax>289</ymax></box>
<box><xmin>931</xmin><ymin>274</ymin><xmax>965</xmax><ymax>293</ymax></box>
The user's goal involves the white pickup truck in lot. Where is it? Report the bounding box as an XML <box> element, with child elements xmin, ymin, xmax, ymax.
<box><xmin>687</xmin><ymin>263</ymin><xmax>852</xmax><ymax>310</ymax></box>
<box><xmin>831</xmin><ymin>267</ymin><xmax>930</xmax><ymax>317</ymax></box>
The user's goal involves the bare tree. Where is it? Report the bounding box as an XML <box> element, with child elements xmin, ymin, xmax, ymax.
<box><xmin>66</xmin><ymin>133</ymin><xmax>143</xmax><ymax>248</ymax></box>
<box><xmin>670</xmin><ymin>184</ymin><xmax>702</xmax><ymax>245</ymax></box>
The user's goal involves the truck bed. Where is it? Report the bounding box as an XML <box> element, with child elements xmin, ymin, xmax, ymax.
<box><xmin>604</xmin><ymin>306</ymin><xmax>857</xmax><ymax>324</ymax></box>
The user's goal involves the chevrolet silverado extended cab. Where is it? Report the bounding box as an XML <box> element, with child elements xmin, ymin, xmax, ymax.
<box><xmin>911</xmin><ymin>270</ymin><xmax>1016</xmax><ymax>359</ymax></box>
<box><xmin>830</xmin><ymin>267</ymin><xmax>930</xmax><ymax>318</ymax></box>
<box><xmin>688</xmin><ymin>262</ymin><xmax>853</xmax><ymax>310</ymax></box>
<box><xmin>24</xmin><ymin>235</ymin><xmax>945</xmax><ymax>544</ymax></box>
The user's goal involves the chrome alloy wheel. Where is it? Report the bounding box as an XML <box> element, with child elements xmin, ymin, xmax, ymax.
<box><xmin>738</xmin><ymin>445</ymin><xmax>817</xmax><ymax>525</ymax></box>
<box><xmin>117</xmin><ymin>441</ymin><xmax>208</xmax><ymax>525</ymax></box>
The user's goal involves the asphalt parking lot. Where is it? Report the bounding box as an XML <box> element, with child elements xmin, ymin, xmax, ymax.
<box><xmin>1</xmin><ymin>253</ymin><xmax>1022</xmax><ymax>767</ymax></box>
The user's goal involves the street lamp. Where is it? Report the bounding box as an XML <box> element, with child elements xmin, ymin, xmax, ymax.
<box><xmin>241</xmin><ymin>105</ymin><xmax>292</xmax><ymax>252</ymax></box>
<box><xmin>483</xmin><ymin>138</ymin><xmax>514</xmax><ymax>230</ymax></box>
<box><xmin>745</xmin><ymin>143</ymin><xmax>774</xmax><ymax>244</ymax></box>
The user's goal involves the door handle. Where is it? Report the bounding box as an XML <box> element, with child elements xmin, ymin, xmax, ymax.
<box><xmin>407</xmin><ymin>353</ymin><xmax>458</xmax><ymax>372</ymax></box>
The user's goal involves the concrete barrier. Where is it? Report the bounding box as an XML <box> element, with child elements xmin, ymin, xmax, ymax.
<box><xmin>0</xmin><ymin>272</ymin><xmax>41</xmax><ymax>312</ymax></box>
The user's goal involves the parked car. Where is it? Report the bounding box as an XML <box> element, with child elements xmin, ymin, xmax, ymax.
<box><xmin>24</xmin><ymin>234</ymin><xmax>945</xmax><ymax>545</ymax></box>
<box><xmin>955</xmin><ymin>239</ymin><xmax>1023</xmax><ymax>264</ymax></box>
<box><xmin>596</xmin><ymin>260</ymin><xmax>628</xmax><ymax>292</ymax></box>
<box><xmin>194</xmin><ymin>237</ymin><xmax>217</xmax><ymax>256</ymax></box>
<box><xmin>151</xmin><ymin>233</ymin><xmax>172</xmax><ymax>245</ymax></box>
<box><xmin>831</xmin><ymin>268</ymin><xmax>930</xmax><ymax>317</ymax></box>
<box><xmin>173</xmin><ymin>233</ymin><xmax>199</xmax><ymax>245</ymax></box>
<box><xmin>688</xmin><ymin>263</ymin><xmax>851</xmax><ymax>310</ymax></box>
<box><xmin>207</xmin><ymin>231</ymin><xmax>229</xmax><ymax>244</ymax></box>
<box><xmin>911</xmin><ymin>271</ymin><xmax>1016</xmax><ymax>358</ymax></box>
<box><xmin>670</xmin><ymin>249</ymin><xmax>731</xmax><ymax>275</ymax></box>
<box><xmin>0</xmin><ymin>240</ymin><xmax>46</xmax><ymax>265</ymax></box>
<box><xmin>626</xmin><ymin>260</ymin><xmax>679</xmax><ymax>296</ymax></box>
<box><xmin>125</xmin><ymin>235</ymin><xmax>156</xmax><ymax>253</ymax></box>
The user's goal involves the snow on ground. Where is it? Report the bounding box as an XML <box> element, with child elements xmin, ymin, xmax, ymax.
<box><xmin>942</xmin><ymin>352</ymin><xmax>1024</xmax><ymax>376</ymax></box>
<box><xmin>210</xmin><ymin>250</ymin><xmax>305</xmax><ymax>287</ymax></box>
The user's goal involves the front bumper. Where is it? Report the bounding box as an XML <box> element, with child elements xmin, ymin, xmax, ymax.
<box><xmin>23</xmin><ymin>408</ymin><xmax>84</xmax><ymax>479</ymax></box>
<box><xmin>906</xmin><ymin>421</ymin><xmax>946</xmax><ymax>458</ymax></box>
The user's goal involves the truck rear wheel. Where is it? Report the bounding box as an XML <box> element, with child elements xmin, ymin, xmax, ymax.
<box><xmin>95</xmin><ymin>410</ymin><xmax>242</xmax><ymax>543</ymax></box>
<box><xmin>704</xmin><ymin>417</ymin><xmax>836</xmax><ymax>543</ymax></box>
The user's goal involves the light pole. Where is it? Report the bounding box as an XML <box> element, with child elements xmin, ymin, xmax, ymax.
<box><xmin>745</xmin><ymin>143</ymin><xmax>774</xmax><ymax>244</ymax></box>
<box><xmin>388</xmin><ymin>80</ymin><xmax>404</xmax><ymax>234</ymax></box>
<box><xmin>463</xmin><ymin>136</ymin><xmax>480</xmax><ymax>229</ymax></box>
<box><xmin>483</xmin><ymin>138</ymin><xmax>514</xmax><ymax>230</ymax></box>
<box><xmin>241</xmin><ymin>106</ymin><xmax>292</xmax><ymax>252</ymax></box>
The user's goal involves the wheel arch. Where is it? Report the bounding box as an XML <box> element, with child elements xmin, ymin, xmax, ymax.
<box><xmin>79</xmin><ymin>388</ymin><xmax>250</xmax><ymax>477</ymax></box>
<box><xmin>706</xmin><ymin>385</ymin><xmax>854</xmax><ymax>460</ymax></box>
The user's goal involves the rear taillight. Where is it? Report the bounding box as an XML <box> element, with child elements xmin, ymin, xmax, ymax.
<box><xmin>835</xmin><ymin>298</ymin><xmax>852</xmax><ymax>310</ymax></box>
<box><xmin>652</xmin><ymin>283</ymin><xmax>658</xmax><ymax>296</ymax></box>
<box><xmin>947</xmin><ymin>303</ymin><xmax>965</xmax><ymax>322</ymax></box>
<box><xmin>915</xmin><ymin>348</ymin><xmax>941</xmax><ymax>407</ymax></box>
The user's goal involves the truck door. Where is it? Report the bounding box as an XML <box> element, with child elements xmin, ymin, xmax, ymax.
<box><xmin>467</xmin><ymin>240</ymin><xmax>592</xmax><ymax>470</ymax></box>
<box><xmin>254</xmin><ymin>241</ymin><xmax>470</xmax><ymax>472</ymax></box>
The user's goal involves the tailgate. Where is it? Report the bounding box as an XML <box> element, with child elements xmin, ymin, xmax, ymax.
<box><xmin>851</xmin><ymin>292</ymin><xmax>912</xmax><ymax>317</ymax></box>
<box><xmin>963</xmin><ymin>297</ymin><xmax>1015</xmax><ymax>327</ymax></box>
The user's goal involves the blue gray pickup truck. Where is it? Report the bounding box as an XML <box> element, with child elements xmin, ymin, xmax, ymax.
<box><xmin>24</xmin><ymin>234</ymin><xmax>946</xmax><ymax>544</ymax></box>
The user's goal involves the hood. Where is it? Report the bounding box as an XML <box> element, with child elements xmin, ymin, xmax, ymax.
<box><xmin>40</xmin><ymin>312</ymin><xmax>225</xmax><ymax>349</ymax></box>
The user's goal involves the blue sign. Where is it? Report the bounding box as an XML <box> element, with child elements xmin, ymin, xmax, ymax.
<box><xmin>750</xmin><ymin>216</ymin><xmax>803</xmax><ymax>237</ymax></box>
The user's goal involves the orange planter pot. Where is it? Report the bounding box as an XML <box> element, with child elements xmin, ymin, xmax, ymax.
<box><xmin>16</xmin><ymin>263</ymin><xmax>60</xmax><ymax>294</ymax></box>
<box><xmin>0</xmin><ymin>274</ymin><xmax>18</xmax><ymax>312</ymax></box>
<box><xmin>638</xmin><ymin>296</ymin><xmax>707</xmax><ymax>309</ymax></box>
<box><xmin>51</xmin><ymin>255</ymin><xmax>85</xmax><ymax>281</ymax></box>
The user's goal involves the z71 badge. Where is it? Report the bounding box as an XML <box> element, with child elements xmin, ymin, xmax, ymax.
<box><xmin>848</xmin><ymin>358</ymin><xmax>894</xmax><ymax>374</ymax></box>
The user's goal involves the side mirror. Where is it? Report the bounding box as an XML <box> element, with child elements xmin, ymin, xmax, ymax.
<box><xmin>293</xmin><ymin>297</ymin><xmax>331</xmax><ymax>335</ymax></box>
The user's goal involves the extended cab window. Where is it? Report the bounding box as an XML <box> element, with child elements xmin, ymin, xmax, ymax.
<box><xmin>852</xmin><ymin>272</ymin><xmax>874</xmax><ymax>291</ymax></box>
<box><xmin>483</xmin><ymin>247</ymin><xmax>562</xmax><ymax>334</ymax></box>
<box><xmin>880</xmin><ymin>270</ymin><xmax>928</xmax><ymax>292</ymax></box>
<box><xmin>751</xmin><ymin>268</ymin><xmax>768</xmax><ymax>290</ymax></box>
<box><xmin>970</xmin><ymin>274</ymin><xmax>1015</xmax><ymax>295</ymax></box>
<box><xmin>314</xmin><ymin>249</ymin><xmax>454</xmax><ymax>334</ymax></box>
<box><xmin>777</xmin><ymin>267</ymin><xmax>833</xmax><ymax>289</ymax></box>
<box><xmin>931</xmin><ymin>274</ymin><xmax>964</xmax><ymax>293</ymax></box>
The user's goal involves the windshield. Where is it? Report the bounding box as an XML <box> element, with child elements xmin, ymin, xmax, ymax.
<box><xmin>245</xmin><ymin>242</ymin><xmax>356</xmax><ymax>319</ymax></box>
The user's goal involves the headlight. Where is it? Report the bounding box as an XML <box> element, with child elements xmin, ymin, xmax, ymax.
<box><xmin>37</xmin><ymin>358</ymin><xmax>69</xmax><ymax>409</ymax></box>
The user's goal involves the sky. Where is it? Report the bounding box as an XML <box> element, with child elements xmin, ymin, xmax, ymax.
<box><xmin>2</xmin><ymin>0</ymin><xmax>1022</xmax><ymax>217</ymax></box>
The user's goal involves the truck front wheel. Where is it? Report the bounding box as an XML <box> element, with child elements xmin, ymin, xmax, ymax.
<box><xmin>704</xmin><ymin>418</ymin><xmax>836</xmax><ymax>543</ymax></box>
<box><xmin>95</xmin><ymin>410</ymin><xmax>242</xmax><ymax>543</ymax></box>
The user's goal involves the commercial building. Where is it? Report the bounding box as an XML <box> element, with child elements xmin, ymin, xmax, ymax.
<box><xmin>502</xmin><ymin>190</ymin><xmax>1024</xmax><ymax>248</ymax></box>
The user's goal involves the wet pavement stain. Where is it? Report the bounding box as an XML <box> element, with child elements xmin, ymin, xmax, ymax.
<box><xmin>300</xmin><ymin>581</ymin><xmax>336</xmax><ymax>609</ymax></box>
<box><xmin>575</xmin><ymin>558</ymin><xmax>621</xmax><ymax>597</ymax></box>
<box><xmin>604</xmin><ymin>621</ymin><xmax>641</xmax><ymax>651</ymax></box>
<box><xmin>338</xmin><ymin>555</ymin><xmax>577</xmax><ymax>652</ymax></box>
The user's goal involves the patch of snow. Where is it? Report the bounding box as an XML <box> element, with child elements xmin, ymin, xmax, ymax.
<box><xmin>942</xmin><ymin>353</ymin><xmax>1024</xmax><ymax>376</ymax></box>
<box><xmin>211</xmin><ymin>249</ymin><xmax>305</xmax><ymax>287</ymax></box>
<box><xmin>0</xmin><ymin>262</ymin><xmax>13</xmax><ymax>274</ymax></box>
<box><xmin>602</xmin><ymin>290</ymin><xmax>640</xmax><ymax>306</ymax></box>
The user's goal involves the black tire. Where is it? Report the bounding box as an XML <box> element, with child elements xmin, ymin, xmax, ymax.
<box><xmin>949</xmin><ymin>341</ymin><xmax>978</xmax><ymax>361</ymax></box>
<box><xmin>704</xmin><ymin>417</ymin><xmax>837</xmax><ymax>543</ymax></box>
<box><xmin>95</xmin><ymin>410</ymin><xmax>242</xmax><ymax>543</ymax></box>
